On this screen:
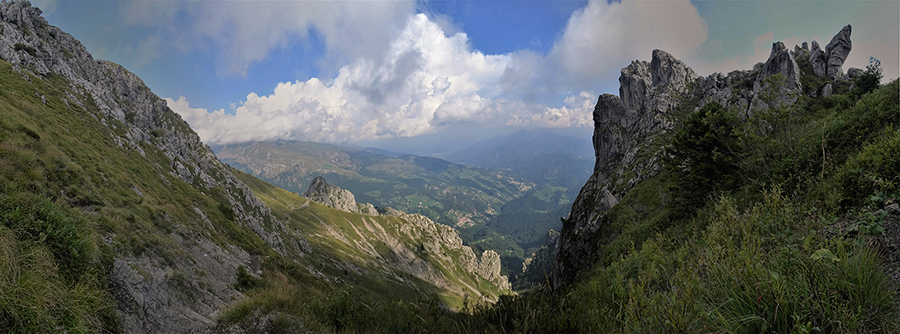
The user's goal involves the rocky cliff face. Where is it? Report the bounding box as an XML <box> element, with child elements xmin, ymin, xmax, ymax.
<box><xmin>553</xmin><ymin>50</ymin><xmax>697</xmax><ymax>288</ymax></box>
<box><xmin>391</xmin><ymin>212</ymin><xmax>510</xmax><ymax>293</ymax></box>
<box><xmin>0</xmin><ymin>1</ymin><xmax>310</xmax><ymax>332</ymax></box>
<box><xmin>552</xmin><ymin>25</ymin><xmax>855</xmax><ymax>288</ymax></box>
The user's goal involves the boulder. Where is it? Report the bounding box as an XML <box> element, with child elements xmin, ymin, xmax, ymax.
<box><xmin>821</xmin><ymin>83</ymin><xmax>833</xmax><ymax>97</ymax></box>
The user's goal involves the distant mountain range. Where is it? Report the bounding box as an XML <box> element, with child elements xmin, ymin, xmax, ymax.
<box><xmin>447</xmin><ymin>130</ymin><xmax>594</xmax><ymax>193</ymax></box>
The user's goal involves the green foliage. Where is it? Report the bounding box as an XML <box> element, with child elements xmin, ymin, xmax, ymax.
<box><xmin>851</xmin><ymin>57</ymin><xmax>883</xmax><ymax>98</ymax></box>
<box><xmin>0</xmin><ymin>225</ymin><xmax>116</xmax><ymax>334</ymax></box>
<box><xmin>234</xmin><ymin>265</ymin><xmax>263</xmax><ymax>292</ymax></box>
<box><xmin>831</xmin><ymin>82</ymin><xmax>900</xmax><ymax>205</ymax></box>
<box><xmin>666</xmin><ymin>101</ymin><xmax>742</xmax><ymax>217</ymax></box>
<box><xmin>439</xmin><ymin>81</ymin><xmax>900</xmax><ymax>334</ymax></box>
<box><xmin>0</xmin><ymin>193</ymin><xmax>94</xmax><ymax>277</ymax></box>
<box><xmin>452</xmin><ymin>189</ymin><xmax>898</xmax><ymax>334</ymax></box>
<box><xmin>218</xmin><ymin>202</ymin><xmax>236</xmax><ymax>221</ymax></box>
<box><xmin>13</xmin><ymin>43</ymin><xmax>36</xmax><ymax>57</ymax></box>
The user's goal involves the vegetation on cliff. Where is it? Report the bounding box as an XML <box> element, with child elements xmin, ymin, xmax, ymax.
<box><xmin>461</xmin><ymin>77</ymin><xmax>899</xmax><ymax>333</ymax></box>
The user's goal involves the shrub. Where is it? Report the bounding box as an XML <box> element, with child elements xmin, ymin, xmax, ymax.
<box><xmin>234</xmin><ymin>265</ymin><xmax>262</xmax><ymax>292</ymax></box>
<box><xmin>851</xmin><ymin>57</ymin><xmax>883</xmax><ymax>98</ymax></box>
<box><xmin>666</xmin><ymin>101</ymin><xmax>742</xmax><ymax>217</ymax></box>
<box><xmin>13</xmin><ymin>43</ymin><xmax>36</xmax><ymax>57</ymax></box>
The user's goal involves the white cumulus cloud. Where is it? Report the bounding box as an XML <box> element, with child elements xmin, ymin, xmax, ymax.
<box><xmin>545</xmin><ymin>0</ymin><xmax>708</xmax><ymax>92</ymax></box>
<box><xmin>170</xmin><ymin>0</ymin><xmax>712</xmax><ymax>144</ymax></box>
<box><xmin>172</xmin><ymin>14</ymin><xmax>514</xmax><ymax>144</ymax></box>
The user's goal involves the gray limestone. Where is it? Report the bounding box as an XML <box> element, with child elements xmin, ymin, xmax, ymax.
<box><xmin>552</xmin><ymin>25</ymin><xmax>856</xmax><ymax>290</ymax></box>
<box><xmin>810</xmin><ymin>40</ymin><xmax>828</xmax><ymax>77</ymax></box>
<box><xmin>825</xmin><ymin>25</ymin><xmax>852</xmax><ymax>79</ymax></box>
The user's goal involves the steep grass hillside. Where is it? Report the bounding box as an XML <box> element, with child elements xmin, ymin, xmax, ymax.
<box><xmin>232</xmin><ymin>169</ymin><xmax>510</xmax><ymax>306</ymax></box>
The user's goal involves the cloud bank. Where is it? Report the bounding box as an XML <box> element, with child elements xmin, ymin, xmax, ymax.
<box><xmin>169</xmin><ymin>0</ymin><xmax>710</xmax><ymax>144</ymax></box>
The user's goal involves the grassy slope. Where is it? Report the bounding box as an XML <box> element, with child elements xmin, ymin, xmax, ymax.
<box><xmin>211</xmin><ymin>168</ymin><xmax>511</xmax><ymax>332</ymax></box>
<box><xmin>231</xmin><ymin>168</ymin><xmax>506</xmax><ymax>306</ymax></box>
<box><xmin>0</xmin><ymin>58</ymin><xmax>280</xmax><ymax>331</ymax></box>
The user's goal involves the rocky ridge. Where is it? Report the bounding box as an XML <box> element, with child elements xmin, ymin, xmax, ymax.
<box><xmin>552</xmin><ymin>25</ymin><xmax>858</xmax><ymax>288</ymax></box>
<box><xmin>301</xmin><ymin>176</ymin><xmax>510</xmax><ymax>292</ymax></box>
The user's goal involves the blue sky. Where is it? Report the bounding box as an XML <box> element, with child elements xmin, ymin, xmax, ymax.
<box><xmin>35</xmin><ymin>0</ymin><xmax>899</xmax><ymax>150</ymax></box>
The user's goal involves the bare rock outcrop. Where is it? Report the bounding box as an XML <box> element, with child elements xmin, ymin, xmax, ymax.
<box><xmin>553</xmin><ymin>49</ymin><xmax>695</xmax><ymax>288</ymax></box>
<box><xmin>809</xmin><ymin>25</ymin><xmax>853</xmax><ymax>80</ymax></box>
<box><xmin>824</xmin><ymin>25</ymin><xmax>852</xmax><ymax>79</ymax></box>
<box><xmin>553</xmin><ymin>25</ymin><xmax>854</xmax><ymax>290</ymax></box>
<box><xmin>809</xmin><ymin>40</ymin><xmax>828</xmax><ymax>77</ymax></box>
<box><xmin>754</xmin><ymin>41</ymin><xmax>802</xmax><ymax>93</ymax></box>
<box><xmin>749</xmin><ymin>41</ymin><xmax>803</xmax><ymax>113</ymax></box>
<box><xmin>304</xmin><ymin>176</ymin><xmax>360</xmax><ymax>213</ymax></box>
<box><xmin>302</xmin><ymin>176</ymin><xmax>381</xmax><ymax>216</ymax></box>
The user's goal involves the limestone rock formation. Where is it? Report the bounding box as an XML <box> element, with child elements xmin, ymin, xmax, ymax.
<box><xmin>749</xmin><ymin>41</ymin><xmax>803</xmax><ymax>113</ymax></box>
<box><xmin>754</xmin><ymin>41</ymin><xmax>802</xmax><ymax>92</ymax></box>
<box><xmin>304</xmin><ymin>176</ymin><xmax>360</xmax><ymax>213</ymax></box>
<box><xmin>388</xmin><ymin>212</ymin><xmax>511</xmax><ymax>292</ymax></box>
<box><xmin>810</xmin><ymin>41</ymin><xmax>828</xmax><ymax>77</ymax></box>
<box><xmin>553</xmin><ymin>49</ymin><xmax>696</xmax><ymax>288</ymax></box>
<box><xmin>476</xmin><ymin>250</ymin><xmax>503</xmax><ymax>281</ymax></box>
<box><xmin>825</xmin><ymin>25</ymin><xmax>852</xmax><ymax>79</ymax></box>
<box><xmin>552</xmin><ymin>25</ymin><xmax>855</xmax><ymax>289</ymax></box>
<box><xmin>303</xmin><ymin>176</ymin><xmax>381</xmax><ymax>215</ymax></box>
<box><xmin>808</xmin><ymin>25</ymin><xmax>853</xmax><ymax>80</ymax></box>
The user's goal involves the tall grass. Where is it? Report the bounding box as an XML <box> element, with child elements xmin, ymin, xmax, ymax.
<box><xmin>0</xmin><ymin>198</ymin><xmax>116</xmax><ymax>333</ymax></box>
